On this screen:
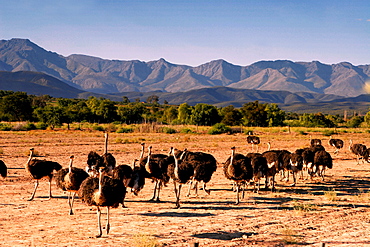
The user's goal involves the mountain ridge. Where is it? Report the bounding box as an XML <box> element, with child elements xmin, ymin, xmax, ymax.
<box><xmin>0</xmin><ymin>38</ymin><xmax>369</xmax><ymax>97</ymax></box>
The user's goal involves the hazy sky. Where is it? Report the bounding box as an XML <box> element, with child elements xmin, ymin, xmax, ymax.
<box><xmin>1</xmin><ymin>0</ymin><xmax>369</xmax><ymax>66</ymax></box>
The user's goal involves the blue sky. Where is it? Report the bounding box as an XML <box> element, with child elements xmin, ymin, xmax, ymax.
<box><xmin>0</xmin><ymin>0</ymin><xmax>369</xmax><ymax>66</ymax></box>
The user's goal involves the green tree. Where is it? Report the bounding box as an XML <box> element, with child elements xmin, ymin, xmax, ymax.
<box><xmin>220</xmin><ymin>105</ymin><xmax>242</xmax><ymax>126</ymax></box>
<box><xmin>265</xmin><ymin>103</ymin><xmax>285</xmax><ymax>127</ymax></box>
<box><xmin>117</xmin><ymin>103</ymin><xmax>148</xmax><ymax>124</ymax></box>
<box><xmin>34</xmin><ymin>105</ymin><xmax>63</xmax><ymax>129</ymax></box>
<box><xmin>240</xmin><ymin>101</ymin><xmax>268</xmax><ymax>127</ymax></box>
<box><xmin>346</xmin><ymin>115</ymin><xmax>363</xmax><ymax>128</ymax></box>
<box><xmin>161</xmin><ymin>106</ymin><xmax>178</xmax><ymax>124</ymax></box>
<box><xmin>0</xmin><ymin>92</ymin><xmax>33</xmax><ymax>121</ymax></box>
<box><xmin>190</xmin><ymin>103</ymin><xmax>221</xmax><ymax>126</ymax></box>
<box><xmin>177</xmin><ymin>103</ymin><xmax>193</xmax><ymax>124</ymax></box>
<box><xmin>299</xmin><ymin>113</ymin><xmax>335</xmax><ymax>127</ymax></box>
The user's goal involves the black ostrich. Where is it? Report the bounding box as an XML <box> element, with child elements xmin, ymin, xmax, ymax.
<box><xmin>295</xmin><ymin>148</ymin><xmax>315</xmax><ymax>180</ymax></box>
<box><xmin>328</xmin><ymin>136</ymin><xmax>344</xmax><ymax>154</ymax></box>
<box><xmin>0</xmin><ymin>160</ymin><xmax>7</xmax><ymax>178</ymax></box>
<box><xmin>310</xmin><ymin>135</ymin><xmax>322</xmax><ymax>146</ymax></box>
<box><xmin>78</xmin><ymin>167</ymin><xmax>126</xmax><ymax>238</ymax></box>
<box><xmin>246</xmin><ymin>153</ymin><xmax>268</xmax><ymax>193</ymax></box>
<box><xmin>86</xmin><ymin>133</ymin><xmax>116</xmax><ymax>177</ymax></box>
<box><xmin>112</xmin><ymin>159</ymin><xmax>146</xmax><ymax>207</ymax></box>
<box><xmin>313</xmin><ymin>150</ymin><xmax>333</xmax><ymax>181</ymax></box>
<box><xmin>261</xmin><ymin>150</ymin><xmax>280</xmax><ymax>191</ymax></box>
<box><xmin>349</xmin><ymin>140</ymin><xmax>368</xmax><ymax>164</ymax></box>
<box><xmin>288</xmin><ymin>153</ymin><xmax>303</xmax><ymax>186</ymax></box>
<box><xmin>167</xmin><ymin>147</ymin><xmax>194</xmax><ymax>208</ymax></box>
<box><xmin>140</xmin><ymin>144</ymin><xmax>169</xmax><ymax>202</ymax></box>
<box><xmin>247</xmin><ymin>135</ymin><xmax>260</xmax><ymax>152</ymax></box>
<box><xmin>223</xmin><ymin>147</ymin><xmax>253</xmax><ymax>204</ymax></box>
<box><xmin>178</xmin><ymin>149</ymin><xmax>217</xmax><ymax>197</ymax></box>
<box><xmin>277</xmin><ymin>150</ymin><xmax>292</xmax><ymax>182</ymax></box>
<box><xmin>25</xmin><ymin>148</ymin><xmax>62</xmax><ymax>201</ymax></box>
<box><xmin>55</xmin><ymin>155</ymin><xmax>89</xmax><ymax>215</ymax></box>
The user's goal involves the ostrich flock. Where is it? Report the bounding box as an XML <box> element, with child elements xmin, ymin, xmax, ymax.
<box><xmin>0</xmin><ymin>133</ymin><xmax>369</xmax><ymax>238</ymax></box>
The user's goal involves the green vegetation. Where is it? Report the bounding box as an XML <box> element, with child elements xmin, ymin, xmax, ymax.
<box><xmin>0</xmin><ymin>90</ymin><xmax>369</xmax><ymax>132</ymax></box>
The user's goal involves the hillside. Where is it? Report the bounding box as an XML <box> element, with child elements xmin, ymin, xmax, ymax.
<box><xmin>0</xmin><ymin>38</ymin><xmax>369</xmax><ymax>97</ymax></box>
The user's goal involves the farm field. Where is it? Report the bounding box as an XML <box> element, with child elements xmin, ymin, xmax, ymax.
<box><xmin>1</xmin><ymin>129</ymin><xmax>370</xmax><ymax>246</ymax></box>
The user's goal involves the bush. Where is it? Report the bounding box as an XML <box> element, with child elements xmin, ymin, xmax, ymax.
<box><xmin>116</xmin><ymin>127</ymin><xmax>133</xmax><ymax>133</ymax></box>
<box><xmin>208</xmin><ymin>123</ymin><xmax>231</xmax><ymax>135</ymax></box>
<box><xmin>35</xmin><ymin>122</ymin><xmax>48</xmax><ymax>130</ymax></box>
<box><xmin>0</xmin><ymin>123</ymin><xmax>12</xmax><ymax>131</ymax></box>
<box><xmin>180</xmin><ymin>128</ymin><xmax>194</xmax><ymax>134</ymax></box>
<box><xmin>92</xmin><ymin>125</ymin><xmax>105</xmax><ymax>131</ymax></box>
<box><xmin>162</xmin><ymin>127</ymin><xmax>176</xmax><ymax>134</ymax></box>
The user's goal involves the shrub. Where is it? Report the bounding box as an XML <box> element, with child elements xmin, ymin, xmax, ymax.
<box><xmin>180</xmin><ymin>128</ymin><xmax>194</xmax><ymax>134</ymax></box>
<box><xmin>208</xmin><ymin>123</ymin><xmax>231</xmax><ymax>135</ymax></box>
<box><xmin>116</xmin><ymin>127</ymin><xmax>133</xmax><ymax>133</ymax></box>
<box><xmin>162</xmin><ymin>127</ymin><xmax>176</xmax><ymax>134</ymax></box>
<box><xmin>35</xmin><ymin>122</ymin><xmax>48</xmax><ymax>130</ymax></box>
<box><xmin>92</xmin><ymin>125</ymin><xmax>105</xmax><ymax>131</ymax></box>
<box><xmin>0</xmin><ymin>123</ymin><xmax>12</xmax><ymax>131</ymax></box>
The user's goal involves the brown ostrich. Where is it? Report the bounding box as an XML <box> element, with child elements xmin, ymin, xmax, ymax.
<box><xmin>167</xmin><ymin>147</ymin><xmax>194</xmax><ymax>208</ymax></box>
<box><xmin>86</xmin><ymin>132</ymin><xmax>116</xmax><ymax>177</ymax></box>
<box><xmin>177</xmin><ymin>148</ymin><xmax>217</xmax><ymax>197</ymax></box>
<box><xmin>140</xmin><ymin>144</ymin><xmax>169</xmax><ymax>201</ymax></box>
<box><xmin>328</xmin><ymin>136</ymin><xmax>344</xmax><ymax>155</ymax></box>
<box><xmin>247</xmin><ymin>135</ymin><xmax>260</xmax><ymax>152</ymax></box>
<box><xmin>55</xmin><ymin>155</ymin><xmax>89</xmax><ymax>215</ymax></box>
<box><xmin>0</xmin><ymin>160</ymin><xmax>7</xmax><ymax>178</ymax></box>
<box><xmin>223</xmin><ymin>147</ymin><xmax>253</xmax><ymax>204</ymax></box>
<box><xmin>78</xmin><ymin>167</ymin><xmax>126</xmax><ymax>238</ymax></box>
<box><xmin>25</xmin><ymin>148</ymin><xmax>62</xmax><ymax>201</ymax></box>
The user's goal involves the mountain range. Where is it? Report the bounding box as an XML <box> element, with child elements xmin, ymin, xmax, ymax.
<box><xmin>0</xmin><ymin>38</ymin><xmax>369</xmax><ymax>115</ymax></box>
<box><xmin>1</xmin><ymin>38</ymin><xmax>369</xmax><ymax>98</ymax></box>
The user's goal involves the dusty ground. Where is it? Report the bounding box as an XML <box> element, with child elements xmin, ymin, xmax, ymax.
<box><xmin>1</xmin><ymin>129</ymin><xmax>370</xmax><ymax>246</ymax></box>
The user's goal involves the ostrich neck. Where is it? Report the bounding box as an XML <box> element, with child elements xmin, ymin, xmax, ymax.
<box><xmin>26</xmin><ymin>150</ymin><xmax>34</xmax><ymax>168</ymax></box>
<box><xmin>227</xmin><ymin>150</ymin><xmax>235</xmax><ymax>176</ymax></box>
<box><xmin>68</xmin><ymin>159</ymin><xmax>73</xmax><ymax>173</ymax></box>
<box><xmin>140</xmin><ymin>145</ymin><xmax>145</xmax><ymax>160</ymax></box>
<box><xmin>145</xmin><ymin>148</ymin><xmax>152</xmax><ymax>174</ymax></box>
<box><xmin>172</xmin><ymin>149</ymin><xmax>180</xmax><ymax>180</ymax></box>
<box><xmin>104</xmin><ymin>133</ymin><xmax>108</xmax><ymax>154</ymax></box>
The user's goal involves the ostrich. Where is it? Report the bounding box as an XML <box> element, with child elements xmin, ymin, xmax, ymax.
<box><xmin>86</xmin><ymin>132</ymin><xmax>116</xmax><ymax>177</ymax></box>
<box><xmin>0</xmin><ymin>160</ymin><xmax>7</xmax><ymax>178</ymax></box>
<box><xmin>288</xmin><ymin>153</ymin><xmax>303</xmax><ymax>186</ymax></box>
<box><xmin>246</xmin><ymin>153</ymin><xmax>268</xmax><ymax>193</ymax></box>
<box><xmin>25</xmin><ymin>148</ymin><xmax>62</xmax><ymax>201</ymax></box>
<box><xmin>223</xmin><ymin>147</ymin><xmax>253</xmax><ymax>204</ymax></box>
<box><xmin>261</xmin><ymin>150</ymin><xmax>279</xmax><ymax>191</ymax></box>
<box><xmin>295</xmin><ymin>148</ymin><xmax>315</xmax><ymax>180</ymax></box>
<box><xmin>112</xmin><ymin>159</ymin><xmax>146</xmax><ymax>207</ymax></box>
<box><xmin>78</xmin><ymin>167</ymin><xmax>126</xmax><ymax>238</ymax></box>
<box><xmin>247</xmin><ymin>135</ymin><xmax>260</xmax><ymax>152</ymax></box>
<box><xmin>328</xmin><ymin>136</ymin><xmax>344</xmax><ymax>154</ymax></box>
<box><xmin>309</xmin><ymin>135</ymin><xmax>322</xmax><ymax>146</ymax></box>
<box><xmin>178</xmin><ymin>149</ymin><xmax>217</xmax><ymax>197</ymax></box>
<box><xmin>140</xmin><ymin>144</ymin><xmax>169</xmax><ymax>202</ymax></box>
<box><xmin>55</xmin><ymin>155</ymin><xmax>89</xmax><ymax>215</ymax></box>
<box><xmin>349</xmin><ymin>140</ymin><xmax>367</xmax><ymax>164</ymax></box>
<box><xmin>168</xmin><ymin>147</ymin><xmax>194</xmax><ymax>208</ymax></box>
<box><xmin>312</xmin><ymin>150</ymin><xmax>333</xmax><ymax>181</ymax></box>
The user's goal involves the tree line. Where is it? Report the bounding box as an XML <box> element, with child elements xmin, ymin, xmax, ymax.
<box><xmin>0</xmin><ymin>90</ymin><xmax>367</xmax><ymax>129</ymax></box>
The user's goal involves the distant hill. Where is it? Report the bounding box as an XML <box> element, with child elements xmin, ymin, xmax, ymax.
<box><xmin>0</xmin><ymin>38</ymin><xmax>369</xmax><ymax>97</ymax></box>
<box><xmin>0</xmin><ymin>70</ymin><xmax>369</xmax><ymax>115</ymax></box>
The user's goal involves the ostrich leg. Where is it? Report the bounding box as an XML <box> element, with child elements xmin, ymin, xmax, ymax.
<box><xmin>48</xmin><ymin>176</ymin><xmax>53</xmax><ymax>199</ymax></box>
<box><xmin>28</xmin><ymin>180</ymin><xmax>39</xmax><ymax>201</ymax></box>
<box><xmin>96</xmin><ymin>207</ymin><xmax>102</xmax><ymax>238</ymax></box>
<box><xmin>106</xmin><ymin>207</ymin><xmax>110</xmax><ymax>235</ymax></box>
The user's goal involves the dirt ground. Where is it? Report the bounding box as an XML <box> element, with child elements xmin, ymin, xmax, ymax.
<box><xmin>1</xmin><ymin>129</ymin><xmax>370</xmax><ymax>247</ymax></box>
